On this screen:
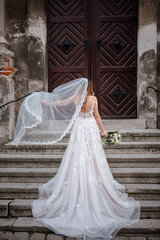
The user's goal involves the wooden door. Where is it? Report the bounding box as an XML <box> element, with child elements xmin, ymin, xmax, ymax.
<box><xmin>47</xmin><ymin>0</ymin><xmax>89</xmax><ymax>90</ymax></box>
<box><xmin>94</xmin><ymin>0</ymin><xmax>137</xmax><ymax>119</ymax></box>
<box><xmin>47</xmin><ymin>0</ymin><xmax>137</xmax><ymax>119</ymax></box>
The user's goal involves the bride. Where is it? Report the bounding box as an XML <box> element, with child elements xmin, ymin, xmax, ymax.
<box><xmin>10</xmin><ymin>78</ymin><xmax>140</xmax><ymax>240</ymax></box>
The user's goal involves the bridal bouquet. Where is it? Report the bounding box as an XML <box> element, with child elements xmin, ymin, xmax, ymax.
<box><xmin>105</xmin><ymin>131</ymin><xmax>122</xmax><ymax>147</ymax></box>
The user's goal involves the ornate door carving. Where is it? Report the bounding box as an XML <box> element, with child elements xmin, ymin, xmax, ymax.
<box><xmin>47</xmin><ymin>0</ymin><xmax>89</xmax><ymax>91</ymax></box>
<box><xmin>47</xmin><ymin>0</ymin><xmax>137</xmax><ymax>119</ymax></box>
<box><xmin>94</xmin><ymin>0</ymin><xmax>137</xmax><ymax>119</ymax></box>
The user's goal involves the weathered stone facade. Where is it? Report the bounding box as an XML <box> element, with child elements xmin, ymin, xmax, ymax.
<box><xmin>0</xmin><ymin>0</ymin><xmax>160</xmax><ymax>139</ymax></box>
<box><xmin>157</xmin><ymin>1</ymin><xmax>160</xmax><ymax>128</ymax></box>
<box><xmin>0</xmin><ymin>0</ymin><xmax>16</xmax><ymax>139</ymax></box>
<box><xmin>4</xmin><ymin>0</ymin><xmax>47</xmax><ymax>108</ymax></box>
<box><xmin>138</xmin><ymin>0</ymin><xmax>160</xmax><ymax>129</ymax></box>
<box><xmin>0</xmin><ymin>0</ymin><xmax>47</xmax><ymax>139</ymax></box>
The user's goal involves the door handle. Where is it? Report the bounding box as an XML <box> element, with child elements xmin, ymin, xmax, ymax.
<box><xmin>96</xmin><ymin>39</ymin><xmax>102</xmax><ymax>52</ymax></box>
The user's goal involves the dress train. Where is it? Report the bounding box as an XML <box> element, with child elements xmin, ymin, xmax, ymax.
<box><xmin>31</xmin><ymin>101</ymin><xmax>140</xmax><ymax>240</ymax></box>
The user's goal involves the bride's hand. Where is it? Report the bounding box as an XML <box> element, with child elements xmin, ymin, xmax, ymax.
<box><xmin>101</xmin><ymin>130</ymin><xmax>108</xmax><ymax>138</ymax></box>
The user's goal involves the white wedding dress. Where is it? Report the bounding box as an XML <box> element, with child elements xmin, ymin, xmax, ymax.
<box><xmin>31</xmin><ymin>100</ymin><xmax>140</xmax><ymax>240</ymax></box>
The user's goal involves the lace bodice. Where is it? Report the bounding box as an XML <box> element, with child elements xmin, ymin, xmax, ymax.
<box><xmin>78</xmin><ymin>100</ymin><xmax>94</xmax><ymax>118</ymax></box>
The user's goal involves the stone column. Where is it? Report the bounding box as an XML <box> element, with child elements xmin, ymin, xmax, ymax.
<box><xmin>137</xmin><ymin>0</ymin><xmax>157</xmax><ymax>128</ymax></box>
<box><xmin>0</xmin><ymin>0</ymin><xmax>16</xmax><ymax>139</ymax></box>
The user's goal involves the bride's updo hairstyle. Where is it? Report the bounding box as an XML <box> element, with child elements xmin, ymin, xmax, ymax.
<box><xmin>81</xmin><ymin>80</ymin><xmax>95</xmax><ymax>111</ymax></box>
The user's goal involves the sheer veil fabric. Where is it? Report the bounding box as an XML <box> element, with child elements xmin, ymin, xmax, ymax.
<box><xmin>9</xmin><ymin>78</ymin><xmax>88</xmax><ymax>146</ymax></box>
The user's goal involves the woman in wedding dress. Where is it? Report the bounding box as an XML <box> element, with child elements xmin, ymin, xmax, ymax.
<box><xmin>31</xmin><ymin>80</ymin><xmax>140</xmax><ymax>240</ymax></box>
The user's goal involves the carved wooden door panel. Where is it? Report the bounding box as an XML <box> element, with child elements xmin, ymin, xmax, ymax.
<box><xmin>47</xmin><ymin>0</ymin><xmax>137</xmax><ymax>119</ymax></box>
<box><xmin>47</xmin><ymin>0</ymin><xmax>89</xmax><ymax>91</ymax></box>
<box><xmin>94</xmin><ymin>0</ymin><xmax>137</xmax><ymax>119</ymax></box>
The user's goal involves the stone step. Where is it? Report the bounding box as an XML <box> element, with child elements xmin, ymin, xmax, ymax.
<box><xmin>0</xmin><ymin>153</ymin><xmax>159</xmax><ymax>168</ymax></box>
<box><xmin>0</xmin><ymin>183</ymin><xmax>159</xmax><ymax>200</ymax></box>
<box><xmin>2</xmin><ymin>142</ymin><xmax>160</xmax><ymax>154</ymax></box>
<box><xmin>0</xmin><ymin>168</ymin><xmax>159</xmax><ymax>184</ymax></box>
<box><xmin>3</xmin><ymin>199</ymin><xmax>159</xmax><ymax>219</ymax></box>
<box><xmin>25</xmin><ymin>129</ymin><xmax>160</xmax><ymax>142</ymax></box>
<box><xmin>104</xmin><ymin>128</ymin><xmax>160</xmax><ymax>143</ymax></box>
<box><xmin>0</xmin><ymin>217</ymin><xmax>159</xmax><ymax>235</ymax></box>
<box><xmin>102</xmin><ymin>119</ymin><xmax>146</xmax><ymax>130</ymax></box>
<box><xmin>0</xmin><ymin>231</ymin><xmax>157</xmax><ymax>240</ymax></box>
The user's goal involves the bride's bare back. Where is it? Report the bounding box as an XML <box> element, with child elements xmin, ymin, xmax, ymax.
<box><xmin>80</xmin><ymin>95</ymin><xmax>108</xmax><ymax>138</ymax></box>
<box><xmin>80</xmin><ymin>95</ymin><xmax>95</xmax><ymax>113</ymax></box>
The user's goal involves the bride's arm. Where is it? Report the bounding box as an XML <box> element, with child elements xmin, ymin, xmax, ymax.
<box><xmin>94</xmin><ymin>97</ymin><xmax>108</xmax><ymax>138</ymax></box>
<box><xmin>43</xmin><ymin>95</ymin><xmax>79</xmax><ymax>106</ymax></box>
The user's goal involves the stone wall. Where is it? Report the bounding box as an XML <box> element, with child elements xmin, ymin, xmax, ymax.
<box><xmin>0</xmin><ymin>0</ymin><xmax>48</xmax><ymax>139</ymax></box>
<box><xmin>157</xmin><ymin>1</ymin><xmax>160</xmax><ymax>129</ymax></box>
<box><xmin>137</xmin><ymin>0</ymin><xmax>159</xmax><ymax>129</ymax></box>
<box><xmin>0</xmin><ymin>0</ymin><xmax>16</xmax><ymax>139</ymax></box>
<box><xmin>4</xmin><ymin>0</ymin><xmax>47</xmax><ymax>116</ymax></box>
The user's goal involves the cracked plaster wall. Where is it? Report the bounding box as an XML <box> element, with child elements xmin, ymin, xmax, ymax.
<box><xmin>157</xmin><ymin>2</ymin><xmax>160</xmax><ymax>129</ymax></box>
<box><xmin>4</xmin><ymin>0</ymin><xmax>47</xmax><ymax>118</ymax></box>
<box><xmin>138</xmin><ymin>0</ymin><xmax>159</xmax><ymax>128</ymax></box>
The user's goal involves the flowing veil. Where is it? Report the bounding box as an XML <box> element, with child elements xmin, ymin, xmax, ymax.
<box><xmin>9</xmin><ymin>78</ymin><xmax>88</xmax><ymax>146</ymax></box>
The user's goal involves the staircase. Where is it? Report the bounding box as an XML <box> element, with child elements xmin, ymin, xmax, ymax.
<box><xmin>0</xmin><ymin>129</ymin><xmax>160</xmax><ymax>240</ymax></box>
